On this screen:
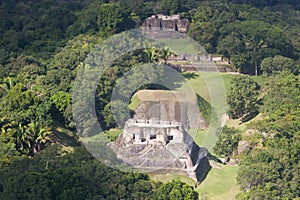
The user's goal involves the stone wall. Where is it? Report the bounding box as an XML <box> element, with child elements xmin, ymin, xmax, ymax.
<box><xmin>166</xmin><ymin>53</ymin><xmax>233</xmax><ymax>72</ymax></box>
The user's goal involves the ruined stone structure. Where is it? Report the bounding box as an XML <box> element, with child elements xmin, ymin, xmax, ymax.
<box><xmin>141</xmin><ymin>14</ymin><xmax>189</xmax><ymax>33</ymax></box>
<box><xmin>166</xmin><ymin>53</ymin><xmax>233</xmax><ymax>73</ymax></box>
<box><xmin>111</xmin><ymin>90</ymin><xmax>211</xmax><ymax>182</ymax></box>
<box><xmin>141</xmin><ymin>14</ymin><xmax>233</xmax><ymax>72</ymax></box>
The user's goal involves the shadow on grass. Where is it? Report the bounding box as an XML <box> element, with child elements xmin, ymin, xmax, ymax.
<box><xmin>183</xmin><ymin>72</ymin><xmax>199</xmax><ymax>80</ymax></box>
<box><xmin>50</xmin><ymin>130</ymin><xmax>81</xmax><ymax>147</ymax></box>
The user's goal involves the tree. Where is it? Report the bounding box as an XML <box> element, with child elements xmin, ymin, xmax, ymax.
<box><xmin>25</xmin><ymin>121</ymin><xmax>52</xmax><ymax>155</ymax></box>
<box><xmin>236</xmin><ymin>71</ymin><xmax>300</xmax><ymax>199</ymax></box>
<box><xmin>237</xmin><ymin>137</ymin><xmax>300</xmax><ymax>199</ymax></box>
<box><xmin>213</xmin><ymin>126</ymin><xmax>241</xmax><ymax>157</ymax></box>
<box><xmin>67</xmin><ymin>2</ymin><xmax>135</xmax><ymax>37</ymax></box>
<box><xmin>49</xmin><ymin>34</ymin><xmax>99</xmax><ymax>71</ymax></box>
<box><xmin>230</xmin><ymin>53</ymin><xmax>253</xmax><ymax>74</ymax></box>
<box><xmin>220</xmin><ymin>20</ymin><xmax>294</xmax><ymax>75</ymax></box>
<box><xmin>0</xmin><ymin>146</ymin><xmax>199</xmax><ymax>199</ymax></box>
<box><xmin>261</xmin><ymin>55</ymin><xmax>298</xmax><ymax>76</ymax></box>
<box><xmin>50</xmin><ymin>91</ymin><xmax>72</xmax><ymax>113</ymax></box>
<box><xmin>262</xmin><ymin>73</ymin><xmax>299</xmax><ymax>120</ymax></box>
<box><xmin>227</xmin><ymin>76</ymin><xmax>260</xmax><ymax>121</ymax></box>
<box><xmin>189</xmin><ymin>22</ymin><xmax>217</xmax><ymax>53</ymax></box>
<box><xmin>0</xmin><ymin>77</ymin><xmax>16</xmax><ymax>97</ymax></box>
<box><xmin>160</xmin><ymin>0</ymin><xmax>183</xmax><ymax>15</ymax></box>
<box><xmin>154</xmin><ymin>180</ymin><xmax>198</xmax><ymax>200</ymax></box>
<box><xmin>0</xmin><ymin>80</ymin><xmax>53</xmax><ymax>156</ymax></box>
<box><xmin>217</xmin><ymin>33</ymin><xmax>245</xmax><ymax>62</ymax></box>
<box><xmin>143</xmin><ymin>47</ymin><xmax>172</xmax><ymax>63</ymax></box>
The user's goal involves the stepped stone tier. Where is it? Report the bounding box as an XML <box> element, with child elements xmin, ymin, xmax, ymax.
<box><xmin>166</xmin><ymin>54</ymin><xmax>232</xmax><ymax>73</ymax></box>
<box><xmin>111</xmin><ymin>90</ymin><xmax>211</xmax><ymax>182</ymax></box>
<box><xmin>141</xmin><ymin>14</ymin><xmax>189</xmax><ymax>33</ymax></box>
<box><xmin>132</xmin><ymin>90</ymin><xmax>207</xmax><ymax>130</ymax></box>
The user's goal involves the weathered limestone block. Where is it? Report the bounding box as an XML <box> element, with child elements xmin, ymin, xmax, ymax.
<box><xmin>237</xmin><ymin>140</ymin><xmax>250</xmax><ymax>155</ymax></box>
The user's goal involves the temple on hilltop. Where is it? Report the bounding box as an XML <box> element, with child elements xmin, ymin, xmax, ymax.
<box><xmin>110</xmin><ymin>90</ymin><xmax>211</xmax><ymax>183</ymax></box>
<box><xmin>141</xmin><ymin>14</ymin><xmax>189</xmax><ymax>33</ymax></box>
<box><xmin>140</xmin><ymin>14</ymin><xmax>232</xmax><ymax>72</ymax></box>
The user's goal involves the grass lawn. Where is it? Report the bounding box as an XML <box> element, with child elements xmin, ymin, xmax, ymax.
<box><xmin>182</xmin><ymin>72</ymin><xmax>228</xmax><ymax>105</ymax></box>
<box><xmin>197</xmin><ymin>165</ymin><xmax>240</xmax><ymax>200</ymax></box>
<box><xmin>188</xmin><ymin>128</ymin><xmax>207</xmax><ymax>146</ymax></box>
<box><xmin>53</xmin><ymin>120</ymin><xmax>79</xmax><ymax>154</ymax></box>
<box><xmin>226</xmin><ymin>113</ymin><xmax>267</xmax><ymax>132</ymax></box>
<box><xmin>80</xmin><ymin>128</ymin><xmax>122</xmax><ymax>143</ymax></box>
<box><xmin>182</xmin><ymin>72</ymin><xmax>267</xmax><ymax>101</ymax></box>
<box><xmin>158</xmin><ymin>38</ymin><xmax>200</xmax><ymax>55</ymax></box>
<box><xmin>150</xmin><ymin>173</ymin><xmax>196</xmax><ymax>186</ymax></box>
<box><xmin>128</xmin><ymin>94</ymin><xmax>141</xmax><ymax>110</ymax></box>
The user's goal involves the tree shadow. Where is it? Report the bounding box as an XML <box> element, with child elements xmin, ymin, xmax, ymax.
<box><xmin>182</xmin><ymin>72</ymin><xmax>199</xmax><ymax>80</ymax></box>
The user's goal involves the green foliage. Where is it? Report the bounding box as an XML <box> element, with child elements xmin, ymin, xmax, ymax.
<box><xmin>262</xmin><ymin>73</ymin><xmax>299</xmax><ymax>119</ymax></box>
<box><xmin>0</xmin><ymin>77</ymin><xmax>16</xmax><ymax>98</ymax></box>
<box><xmin>0</xmin><ymin>0</ymin><xmax>88</xmax><ymax>62</ymax></box>
<box><xmin>0</xmin><ymin>146</ymin><xmax>198</xmax><ymax>199</ymax></box>
<box><xmin>50</xmin><ymin>34</ymin><xmax>100</xmax><ymax>71</ymax></box>
<box><xmin>237</xmin><ymin>137</ymin><xmax>300</xmax><ymax>199</ymax></box>
<box><xmin>227</xmin><ymin>76</ymin><xmax>260</xmax><ymax>121</ymax></box>
<box><xmin>213</xmin><ymin>126</ymin><xmax>241</xmax><ymax>157</ymax></box>
<box><xmin>118</xmin><ymin>0</ymin><xmax>152</xmax><ymax>23</ymax></box>
<box><xmin>4</xmin><ymin>55</ymin><xmax>43</xmax><ymax>78</ymax></box>
<box><xmin>160</xmin><ymin>0</ymin><xmax>183</xmax><ymax>15</ymax></box>
<box><xmin>50</xmin><ymin>91</ymin><xmax>74</xmax><ymax>128</ymax></box>
<box><xmin>153</xmin><ymin>180</ymin><xmax>198</xmax><ymax>200</ymax></box>
<box><xmin>0</xmin><ymin>80</ymin><xmax>53</xmax><ymax>157</ymax></box>
<box><xmin>67</xmin><ymin>2</ymin><xmax>135</xmax><ymax>37</ymax></box>
<box><xmin>221</xmin><ymin>20</ymin><xmax>293</xmax><ymax>75</ymax></box>
<box><xmin>187</xmin><ymin>1</ymin><xmax>299</xmax><ymax>75</ymax></box>
<box><xmin>231</xmin><ymin>0</ymin><xmax>300</xmax><ymax>8</ymax></box>
<box><xmin>143</xmin><ymin>47</ymin><xmax>172</xmax><ymax>63</ymax></box>
<box><xmin>261</xmin><ymin>55</ymin><xmax>299</xmax><ymax>76</ymax></box>
<box><xmin>217</xmin><ymin>33</ymin><xmax>245</xmax><ymax>61</ymax></box>
<box><xmin>189</xmin><ymin>22</ymin><xmax>217</xmax><ymax>53</ymax></box>
<box><xmin>104</xmin><ymin>129</ymin><xmax>122</xmax><ymax>142</ymax></box>
<box><xmin>51</xmin><ymin>91</ymin><xmax>72</xmax><ymax>112</ymax></box>
<box><xmin>189</xmin><ymin>2</ymin><xmax>238</xmax><ymax>53</ymax></box>
<box><xmin>237</xmin><ymin>73</ymin><xmax>300</xmax><ymax>199</ymax></box>
<box><xmin>96</xmin><ymin>3</ymin><xmax>134</xmax><ymax>36</ymax></box>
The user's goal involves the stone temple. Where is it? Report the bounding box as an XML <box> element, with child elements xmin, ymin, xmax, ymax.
<box><xmin>111</xmin><ymin>90</ymin><xmax>211</xmax><ymax>182</ymax></box>
<box><xmin>141</xmin><ymin>14</ymin><xmax>189</xmax><ymax>33</ymax></box>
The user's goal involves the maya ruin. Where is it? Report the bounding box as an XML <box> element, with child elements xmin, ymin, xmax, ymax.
<box><xmin>111</xmin><ymin>90</ymin><xmax>211</xmax><ymax>183</ymax></box>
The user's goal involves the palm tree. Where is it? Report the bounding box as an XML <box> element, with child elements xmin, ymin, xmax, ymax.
<box><xmin>238</xmin><ymin>30</ymin><xmax>266</xmax><ymax>76</ymax></box>
<box><xmin>5</xmin><ymin>120</ymin><xmax>52</xmax><ymax>156</ymax></box>
<box><xmin>26</xmin><ymin>121</ymin><xmax>52</xmax><ymax>155</ymax></box>
<box><xmin>159</xmin><ymin>47</ymin><xmax>172</xmax><ymax>64</ymax></box>
<box><xmin>144</xmin><ymin>47</ymin><xmax>173</xmax><ymax>63</ymax></box>
<box><xmin>0</xmin><ymin>77</ymin><xmax>15</xmax><ymax>96</ymax></box>
<box><xmin>10</xmin><ymin>123</ymin><xmax>27</xmax><ymax>153</ymax></box>
<box><xmin>143</xmin><ymin>47</ymin><xmax>157</xmax><ymax>63</ymax></box>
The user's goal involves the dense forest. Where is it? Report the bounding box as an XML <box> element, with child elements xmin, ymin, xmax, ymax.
<box><xmin>0</xmin><ymin>0</ymin><xmax>299</xmax><ymax>199</ymax></box>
